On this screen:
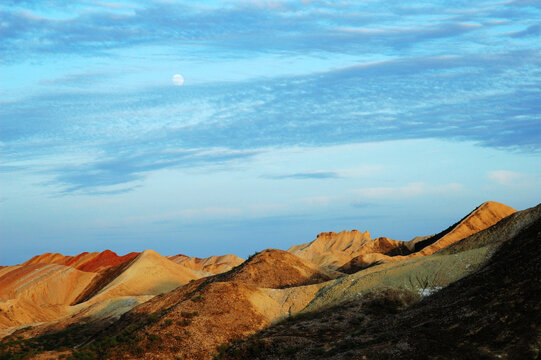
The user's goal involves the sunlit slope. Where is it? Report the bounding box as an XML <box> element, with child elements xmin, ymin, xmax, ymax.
<box><xmin>340</xmin><ymin>201</ymin><xmax>516</xmax><ymax>271</ymax></box>
<box><xmin>288</xmin><ymin>230</ymin><xmax>402</xmax><ymax>269</ymax></box>
<box><xmin>87</xmin><ymin>250</ymin><xmax>201</xmax><ymax>303</ymax></box>
<box><xmin>0</xmin><ymin>264</ymin><xmax>97</xmax><ymax>328</ymax></box>
<box><xmin>22</xmin><ymin>250</ymin><xmax>139</xmax><ymax>273</ymax></box>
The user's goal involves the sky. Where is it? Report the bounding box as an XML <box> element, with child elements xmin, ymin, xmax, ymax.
<box><xmin>1</xmin><ymin>0</ymin><xmax>540</xmax><ymax>266</ymax></box>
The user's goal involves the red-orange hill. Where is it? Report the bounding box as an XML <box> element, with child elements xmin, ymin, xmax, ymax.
<box><xmin>22</xmin><ymin>250</ymin><xmax>140</xmax><ymax>273</ymax></box>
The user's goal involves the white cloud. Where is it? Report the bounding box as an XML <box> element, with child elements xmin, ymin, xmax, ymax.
<box><xmin>487</xmin><ymin>170</ymin><xmax>524</xmax><ymax>186</ymax></box>
<box><xmin>353</xmin><ymin>182</ymin><xmax>463</xmax><ymax>199</ymax></box>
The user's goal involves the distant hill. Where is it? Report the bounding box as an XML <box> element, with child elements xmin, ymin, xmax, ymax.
<box><xmin>167</xmin><ymin>253</ymin><xmax>244</xmax><ymax>274</ymax></box>
<box><xmin>288</xmin><ymin>230</ymin><xmax>402</xmax><ymax>269</ymax></box>
<box><xmin>339</xmin><ymin>201</ymin><xmax>516</xmax><ymax>272</ymax></box>
<box><xmin>22</xmin><ymin>250</ymin><xmax>139</xmax><ymax>273</ymax></box>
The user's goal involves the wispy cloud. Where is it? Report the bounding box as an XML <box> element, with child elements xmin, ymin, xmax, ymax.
<box><xmin>50</xmin><ymin>148</ymin><xmax>259</xmax><ymax>194</ymax></box>
<box><xmin>2</xmin><ymin>48</ymin><xmax>540</xmax><ymax>191</ymax></box>
<box><xmin>487</xmin><ymin>170</ymin><xmax>525</xmax><ymax>186</ymax></box>
<box><xmin>1</xmin><ymin>0</ymin><xmax>538</xmax><ymax>61</ymax></box>
<box><xmin>1</xmin><ymin>0</ymin><xmax>540</xmax><ymax>194</ymax></box>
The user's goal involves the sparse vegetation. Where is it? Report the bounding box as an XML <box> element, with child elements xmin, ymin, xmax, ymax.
<box><xmin>179</xmin><ymin>319</ymin><xmax>192</xmax><ymax>326</ymax></box>
<box><xmin>214</xmin><ymin>336</ymin><xmax>265</xmax><ymax>360</ymax></box>
<box><xmin>191</xmin><ymin>295</ymin><xmax>205</xmax><ymax>302</ymax></box>
<box><xmin>181</xmin><ymin>311</ymin><xmax>198</xmax><ymax>318</ymax></box>
<box><xmin>161</xmin><ymin>319</ymin><xmax>173</xmax><ymax>328</ymax></box>
<box><xmin>406</xmin><ymin>262</ymin><xmax>446</xmax><ymax>297</ymax></box>
<box><xmin>363</xmin><ymin>288</ymin><xmax>418</xmax><ymax>314</ymax></box>
<box><xmin>246</xmin><ymin>251</ymin><xmax>259</xmax><ymax>260</ymax></box>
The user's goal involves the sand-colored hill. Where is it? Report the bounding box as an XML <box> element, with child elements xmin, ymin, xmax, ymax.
<box><xmin>0</xmin><ymin>250</ymin><xmax>203</xmax><ymax>337</ymax></box>
<box><xmin>408</xmin><ymin>201</ymin><xmax>516</xmax><ymax>256</ymax></box>
<box><xmin>108</xmin><ymin>280</ymin><xmax>281</xmax><ymax>360</ymax></box>
<box><xmin>0</xmin><ymin>264</ymin><xmax>96</xmax><ymax>304</ymax></box>
<box><xmin>168</xmin><ymin>254</ymin><xmax>244</xmax><ymax>274</ymax></box>
<box><xmin>216</xmin><ymin>249</ymin><xmax>343</xmax><ymax>289</ymax></box>
<box><xmin>22</xmin><ymin>250</ymin><xmax>139</xmax><ymax>273</ymax></box>
<box><xmin>0</xmin><ymin>264</ymin><xmax>97</xmax><ymax>328</ymax></box>
<box><xmin>288</xmin><ymin>230</ymin><xmax>402</xmax><ymax>269</ymax></box>
<box><xmin>86</xmin><ymin>250</ymin><xmax>201</xmax><ymax>303</ymax></box>
<box><xmin>339</xmin><ymin>201</ymin><xmax>517</xmax><ymax>271</ymax></box>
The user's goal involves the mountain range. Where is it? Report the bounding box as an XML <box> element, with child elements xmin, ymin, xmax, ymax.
<box><xmin>0</xmin><ymin>200</ymin><xmax>539</xmax><ymax>359</ymax></box>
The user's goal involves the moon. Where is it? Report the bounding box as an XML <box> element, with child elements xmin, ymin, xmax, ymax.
<box><xmin>172</xmin><ymin>74</ymin><xmax>184</xmax><ymax>86</ymax></box>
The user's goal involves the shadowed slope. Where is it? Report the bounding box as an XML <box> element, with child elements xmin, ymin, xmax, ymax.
<box><xmin>71</xmin><ymin>257</ymin><xmax>139</xmax><ymax>305</ymax></box>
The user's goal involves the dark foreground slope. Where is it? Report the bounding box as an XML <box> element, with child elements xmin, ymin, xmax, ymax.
<box><xmin>220</xmin><ymin>216</ymin><xmax>541</xmax><ymax>359</ymax></box>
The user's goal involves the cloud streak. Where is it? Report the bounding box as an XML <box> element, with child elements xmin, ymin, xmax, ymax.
<box><xmin>2</xmin><ymin>49</ymin><xmax>540</xmax><ymax>191</ymax></box>
<box><xmin>1</xmin><ymin>0</ymin><xmax>539</xmax><ymax>61</ymax></box>
<box><xmin>49</xmin><ymin>148</ymin><xmax>259</xmax><ymax>194</ymax></box>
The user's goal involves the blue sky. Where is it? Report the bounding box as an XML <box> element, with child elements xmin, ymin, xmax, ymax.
<box><xmin>1</xmin><ymin>0</ymin><xmax>540</xmax><ymax>265</ymax></box>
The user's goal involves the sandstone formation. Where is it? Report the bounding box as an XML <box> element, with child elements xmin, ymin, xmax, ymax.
<box><xmin>216</xmin><ymin>249</ymin><xmax>343</xmax><ymax>288</ymax></box>
<box><xmin>86</xmin><ymin>250</ymin><xmax>201</xmax><ymax>303</ymax></box>
<box><xmin>0</xmin><ymin>264</ymin><xmax>97</xmax><ymax>328</ymax></box>
<box><xmin>167</xmin><ymin>254</ymin><xmax>244</xmax><ymax>274</ymax></box>
<box><xmin>23</xmin><ymin>250</ymin><xmax>139</xmax><ymax>273</ymax></box>
<box><xmin>288</xmin><ymin>230</ymin><xmax>402</xmax><ymax>269</ymax></box>
<box><xmin>339</xmin><ymin>201</ymin><xmax>517</xmax><ymax>271</ymax></box>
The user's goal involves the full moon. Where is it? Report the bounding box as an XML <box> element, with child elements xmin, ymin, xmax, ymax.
<box><xmin>172</xmin><ymin>74</ymin><xmax>184</xmax><ymax>86</ymax></box>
